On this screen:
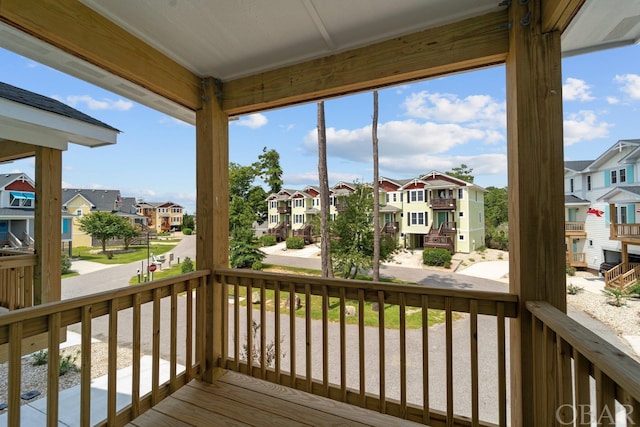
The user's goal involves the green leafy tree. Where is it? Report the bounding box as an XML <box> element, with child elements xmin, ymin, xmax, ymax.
<box><xmin>229</xmin><ymin>162</ymin><xmax>257</xmax><ymax>200</ymax></box>
<box><xmin>230</xmin><ymin>224</ymin><xmax>265</xmax><ymax>268</ymax></box>
<box><xmin>330</xmin><ymin>184</ymin><xmax>397</xmax><ymax>278</ymax></box>
<box><xmin>120</xmin><ymin>222</ymin><xmax>142</xmax><ymax>250</ymax></box>
<box><xmin>484</xmin><ymin>186</ymin><xmax>508</xmax><ymax>228</ymax></box>
<box><xmin>182</xmin><ymin>213</ymin><xmax>195</xmax><ymax>230</ymax></box>
<box><xmin>446</xmin><ymin>164</ymin><xmax>474</xmax><ymax>183</ymax></box>
<box><xmin>77</xmin><ymin>211</ymin><xmax>128</xmax><ymax>252</ymax></box>
<box><xmin>247</xmin><ymin>186</ymin><xmax>268</xmax><ymax>224</ymax></box>
<box><xmin>254</xmin><ymin>147</ymin><xmax>283</xmax><ymax>194</ymax></box>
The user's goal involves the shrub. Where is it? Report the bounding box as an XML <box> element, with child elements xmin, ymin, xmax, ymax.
<box><xmin>181</xmin><ymin>256</ymin><xmax>194</xmax><ymax>273</ymax></box>
<box><xmin>422</xmin><ymin>248</ymin><xmax>452</xmax><ymax>266</ymax></box>
<box><xmin>566</xmin><ymin>264</ymin><xmax>576</xmax><ymax>276</ymax></box>
<box><xmin>32</xmin><ymin>350</ymin><xmax>48</xmax><ymax>366</ymax></box>
<box><xmin>182</xmin><ymin>228</ymin><xmax>193</xmax><ymax>235</ymax></box>
<box><xmin>602</xmin><ymin>288</ymin><xmax>628</xmax><ymax>307</ymax></box>
<box><xmin>251</xmin><ymin>261</ymin><xmax>263</xmax><ymax>271</ymax></box>
<box><xmin>59</xmin><ymin>351</ymin><xmax>79</xmax><ymax>376</ymax></box>
<box><xmin>566</xmin><ymin>283</ymin><xmax>583</xmax><ymax>295</ymax></box>
<box><xmin>286</xmin><ymin>237</ymin><xmax>304</xmax><ymax>249</ymax></box>
<box><xmin>61</xmin><ymin>253</ymin><xmax>72</xmax><ymax>275</ymax></box>
<box><xmin>259</xmin><ymin>235</ymin><xmax>277</xmax><ymax>247</ymax></box>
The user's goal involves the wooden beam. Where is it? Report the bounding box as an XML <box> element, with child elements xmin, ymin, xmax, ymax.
<box><xmin>196</xmin><ymin>77</ymin><xmax>229</xmax><ymax>382</ymax></box>
<box><xmin>506</xmin><ymin>0</ymin><xmax>565</xmax><ymax>425</ymax></box>
<box><xmin>542</xmin><ymin>0</ymin><xmax>586</xmax><ymax>33</ymax></box>
<box><xmin>0</xmin><ymin>140</ymin><xmax>36</xmax><ymax>162</ymax></box>
<box><xmin>34</xmin><ymin>146</ymin><xmax>62</xmax><ymax>304</ymax></box>
<box><xmin>0</xmin><ymin>0</ymin><xmax>201</xmax><ymax>111</ymax></box>
<box><xmin>223</xmin><ymin>10</ymin><xmax>509</xmax><ymax>116</ymax></box>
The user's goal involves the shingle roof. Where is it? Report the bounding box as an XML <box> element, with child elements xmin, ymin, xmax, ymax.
<box><xmin>565</xmin><ymin>195</ymin><xmax>590</xmax><ymax>204</ymax></box>
<box><xmin>0</xmin><ymin>173</ymin><xmax>33</xmax><ymax>189</ymax></box>
<box><xmin>0</xmin><ymin>81</ymin><xmax>119</xmax><ymax>132</ymax></box>
<box><xmin>564</xmin><ymin>160</ymin><xmax>594</xmax><ymax>171</ymax></box>
<box><xmin>62</xmin><ymin>188</ymin><xmax>122</xmax><ymax>212</ymax></box>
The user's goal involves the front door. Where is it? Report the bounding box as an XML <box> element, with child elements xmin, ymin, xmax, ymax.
<box><xmin>568</xmin><ymin>208</ymin><xmax>577</xmax><ymax>222</ymax></box>
<box><xmin>0</xmin><ymin>220</ymin><xmax>7</xmax><ymax>242</ymax></box>
<box><xmin>436</xmin><ymin>212</ymin><xmax>448</xmax><ymax>228</ymax></box>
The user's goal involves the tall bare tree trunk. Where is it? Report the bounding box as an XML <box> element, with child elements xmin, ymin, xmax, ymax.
<box><xmin>318</xmin><ymin>101</ymin><xmax>333</xmax><ymax>278</ymax></box>
<box><xmin>372</xmin><ymin>91</ymin><xmax>380</xmax><ymax>281</ymax></box>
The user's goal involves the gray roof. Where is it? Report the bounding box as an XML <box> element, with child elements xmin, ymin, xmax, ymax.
<box><xmin>62</xmin><ymin>188</ymin><xmax>122</xmax><ymax>212</ymax></box>
<box><xmin>0</xmin><ymin>208</ymin><xmax>73</xmax><ymax>218</ymax></box>
<box><xmin>0</xmin><ymin>173</ymin><xmax>34</xmax><ymax>189</ymax></box>
<box><xmin>0</xmin><ymin>81</ymin><xmax>119</xmax><ymax>132</ymax></box>
<box><xmin>565</xmin><ymin>195</ymin><xmax>590</xmax><ymax>204</ymax></box>
<box><xmin>565</xmin><ymin>160</ymin><xmax>594</xmax><ymax>172</ymax></box>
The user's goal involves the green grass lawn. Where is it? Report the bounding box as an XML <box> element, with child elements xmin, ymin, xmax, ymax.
<box><xmin>72</xmin><ymin>244</ymin><xmax>177</xmax><ymax>265</ymax></box>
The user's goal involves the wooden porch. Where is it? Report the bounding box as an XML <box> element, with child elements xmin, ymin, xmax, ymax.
<box><xmin>564</xmin><ymin>221</ymin><xmax>586</xmax><ymax>237</ymax></box>
<box><xmin>2</xmin><ymin>0</ymin><xmax>640</xmax><ymax>426</ymax></box>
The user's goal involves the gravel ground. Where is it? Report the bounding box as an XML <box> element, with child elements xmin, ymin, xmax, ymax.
<box><xmin>0</xmin><ymin>342</ymin><xmax>133</xmax><ymax>407</ymax></box>
<box><xmin>568</xmin><ymin>288</ymin><xmax>640</xmax><ymax>337</ymax></box>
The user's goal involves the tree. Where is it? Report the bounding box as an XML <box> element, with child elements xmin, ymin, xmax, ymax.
<box><xmin>229</xmin><ymin>222</ymin><xmax>265</xmax><ymax>268</ymax></box>
<box><xmin>484</xmin><ymin>186</ymin><xmax>508</xmax><ymax>228</ymax></box>
<box><xmin>120</xmin><ymin>222</ymin><xmax>142</xmax><ymax>250</ymax></box>
<box><xmin>330</xmin><ymin>185</ymin><xmax>397</xmax><ymax>279</ymax></box>
<box><xmin>77</xmin><ymin>211</ymin><xmax>128</xmax><ymax>252</ymax></box>
<box><xmin>254</xmin><ymin>147</ymin><xmax>283</xmax><ymax>194</ymax></box>
<box><xmin>182</xmin><ymin>213</ymin><xmax>195</xmax><ymax>230</ymax></box>
<box><xmin>372</xmin><ymin>90</ymin><xmax>381</xmax><ymax>281</ymax></box>
<box><xmin>447</xmin><ymin>164</ymin><xmax>474</xmax><ymax>183</ymax></box>
<box><xmin>229</xmin><ymin>162</ymin><xmax>257</xmax><ymax>199</ymax></box>
<box><xmin>317</xmin><ymin>101</ymin><xmax>333</xmax><ymax>278</ymax></box>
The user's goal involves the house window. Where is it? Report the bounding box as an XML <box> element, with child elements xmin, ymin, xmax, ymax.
<box><xmin>459</xmin><ymin>211</ymin><xmax>464</xmax><ymax>217</ymax></box>
<box><xmin>270</xmin><ymin>215</ymin><xmax>278</xmax><ymax>224</ymax></box>
<box><xmin>330</xmin><ymin>197</ymin><xmax>335</xmax><ymax>206</ymax></box>
<box><xmin>385</xmin><ymin>193</ymin><xmax>389</xmax><ymax>203</ymax></box>
<box><xmin>620</xmin><ymin>206</ymin><xmax>627</xmax><ymax>224</ymax></box>
<box><xmin>400</xmin><ymin>193</ymin><xmax>403</xmax><ymax>202</ymax></box>
<box><xmin>270</xmin><ymin>201</ymin><xmax>277</xmax><ymax>209</ymax></box>
<box><xmin>587</xmin><ymin>175</ymin><xmax>592</xmax><ymax>191</ymax></box>
<box><xmin>570</xmin><ymin>178</ymin><xmax>574</xmax><ymax>193</ymax></box>
<box><xmin>409</xmin><ymin>190</ymin><xmax>424</xmax><ymax>202</ymax></box>
<box><xmin>410</xmin><ymin>212</ymin><xmax>425</xmax><ymax>225</ymax></box>
<box><xmin>294</xmin><ymin>214</ymin><xmax>304</xmax><ymax>224</ymax></box>
<box><xmin>620</xmin><ymin>168</ymin><xmax>626</xmax><ymax>183</ymax></box>
<box><xmin>294</xmin><ymin>199</ymin><xmax>304</xmax><ymax>208</ymax></box>
<box><xmin>392</xmin><ymin>193</ymin><xmax>397</xmax><ymax>202</ymax></box>
<box><xmin>76</xmin><ymin>209</ymin><xmax>83</xmax><ymax>216</ymax></box>
<box><xmin>458</xmin><ymin>189</ymin><xmax>463</xmax><ymax>199</ymax></box>
<box><xmin>611</xmin><ymin>170</ymin><xmax>617</xmax><ymax>184</ymax></box>
<box><xmin>459</xmin><ymin>234</ymin><xmax>465</xmax><ymax>241</ymax></box>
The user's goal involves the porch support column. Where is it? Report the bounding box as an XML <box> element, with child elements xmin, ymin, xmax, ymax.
<box><xmin>34</xmin><ymin>146</ymin><xmax>62</xmax><ymax>304</ymax></box>
<box><xmin>196</xmin><ymin>77</ymin><xmax>229</xmax><ymax>382</ymax></box>
<box><xmin>506</xmin><ymin>0</ymin><xmax>566</xmax><ymax>424</ymax></box>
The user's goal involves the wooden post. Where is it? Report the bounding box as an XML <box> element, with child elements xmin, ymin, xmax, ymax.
<box><xmin>34</xmin><ymin>146</ymin><xmax>62</xmax><ymax>304</ymax></box>
<box><xmin>506</xmin><ymin>0</ymin><xmax>566</xmax><ymax>424</ymax></box>
<box><xmin>609</xmin><ymin>203</ymin><xmax>616</xmax><ymax>240</ymax></box>
<box><xmin>196</xmin><ymin>77</ymin><xmax>229</xmax><ymax>383</ymax></box>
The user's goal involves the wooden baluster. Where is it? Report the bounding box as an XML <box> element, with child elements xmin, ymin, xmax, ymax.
<box><xmin>108</xmin><ymin>298</ymin><xmax>118</xmax><ymax>424</ymax></box>
<box><xmin>81</xmin><ymin>305</ymin><xmax>93</xmax><ymax>426</ymax></box>
<box><xmin>8</xmin><ymin>322</ymin><xmax>22</xmax><ymax>427</ymax></box>
<box><xmin>289</xmin><ymin>282</ymin><xmax>296</xmax><ymax>388</ymax></box>
<box><xmin>556</xmin><ymin>337</ymin><xmax>573</xmax><ymax>425</ymax></box>
<box><xmin>358</xmin><ymin>288</ymin><xmax>366</xmax><ymax>407</ymax></box>
<box><xmin>170</xmin><ymin>283</ymin><xmax>178</xmax><ymax>393</ymax></box>
<box><xmin>422</xmin><ymin>295</ymin><xmax>430</xmax><ymax>425</ymax></box>
<box><xmin>234</xmin><ymin>278</ymin><xmax>239</xmax><ymax>372</ymax></box>
<box><xmin>340</xmin><ymin>287</ymin><xmax>346</xmax><ymax>401</ymax></box>
<box><xmin>305</xmin><ymin>283</ymin><xmax>312</xmax><ymax>392</ymax></box>
<box><xmin>186</xmin><ymin>279</ymin><xmax>193</xmax><ymax>381</ymax></box>
<box><xmin>399</xmin><ymin>292</ymin><xmax>407</xmax><ymax>418</ymax></box>
<box><xmin>445</xmin><ymin>297</ymin><xmax>453</xmax><ymax>426</ymax></box>
<box><xmin>497</xmin><ymin>302</ymin><xmax>506</xmax><ymax>427</ymax></box>
<box><xmin>152</xmin><ymin>288</ymin><xmax>161</xmax><ymax>405</ymax></box>
<box><xmin>543</xmin><ymin>324</ymin><xmax>556</xmax><ymax>426</ymax></box>
<box><xmin>246</xmin><ymin>277</ymin><xmax>253</xmax><ymax>376</ymax></box>
<box><xmin>322</xmin><ymin>285</ymin><xmax>329</xmax><ymax>396</ymax></box>
<box><xmin>260</xmin><ymin>279</ymin><xmax>266</xmax><ymax>379</ymax></box>
<box><xmin>132</xmin><ymin>294</ymin><xmax>141</xmax><ymax>419</ymax></box>
<box><xmin>47</xmin><ymin>312</ymin><xmax>60</xmax><ymax>427</ymax></box>
<box><xmin>274</xmin><ymin>280</ymin><xmax>281</xmax><ymax>383</ymax></box>
<box><xmin>572</xmin><ymin>350</ymin><xmax>591</xmax><ymax>427</ymax></box>
<box><xmin>469</xmin><ymin>299</ymin><xmax>478</xmax><ymax>426</ymax></box>
<box><xmin>378</xmin><ymin>290</ymin><xmax>386</xmax><ymax>413</ymax></box>
<box><xmin>595</xmin><ymin>368</ymin><xmax>616</xmax><ymax>427</ymax></box>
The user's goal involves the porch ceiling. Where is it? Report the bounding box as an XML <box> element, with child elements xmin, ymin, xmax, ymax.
<box><xmin>0</xmin><ymin>1</ymin><xmax>638</xmax><ymax>122</ymax></box>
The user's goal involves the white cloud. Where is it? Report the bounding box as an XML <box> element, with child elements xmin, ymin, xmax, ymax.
<box><xmin>279</xmin><ymin>123</ymin><xmax>295</xmax><ymax>131</ymax></box>
<box><xmin>378</xmin><ymin>153</ymin><xmax>507</xmax><ymax>179</ymax></box>
<box><xmin>562</xmin><ymin>78</ymin><xmax>594</xmax><ymax>102</ymax></box>
<box><xmin>284</xmin><ymin>171</ymin><xmax>364</xmax><ymax>186</ymax></box>
<box><xmin>606</xmin><ymin>96</ymin><xmax>619</xmax><ymax>105</ymax></box>
<box><xmin>564</xmin><ymin>110</ymin><xmax>611</xmax><ymax>145</ymax></box>
<box><xmin>615</xmin><ymin>74</ymin><xmax>640</xmax><ymax>99</ymax></box>
<box><xmin>236</xmin><ymin>113</ymin><xmax>268</xmax><ymax>129</ymax></box>
<box><xmin>60</xmin><ymin>95</ymin><xmax>133</xmax><ymax>111</ymax></box>
<box><xmin>303</xmin><ymin>120</ymin><xmax>489</xmax><ymax>164</ymax></box>
<box><xmin>159</xmin><ymin>116</ymin><xmax>190</xmax><ymax>126</ymax></box>
<box><xmin>402</xmin><ymin>91</ymin><xmax>506</xmax><ymax>129</ymax></box>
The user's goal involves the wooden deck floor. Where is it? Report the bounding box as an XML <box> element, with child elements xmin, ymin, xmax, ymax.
<box><xmin>126</xmin><ymin>370</ymin><xmax>424</xmax><ymax>426</ymax></box>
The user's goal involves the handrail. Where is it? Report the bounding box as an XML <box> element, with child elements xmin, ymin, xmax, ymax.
<box><xmin>214</xmin><ymin>267</ymin><xmax>517</xmax><ymax>426</ymax></box>
<box><xmin>564</xmin><ymin>221</ymin><xmax>585</xmax><ymax>232</ymax></box>
<box><xmin>0</xmin><ymin>270</ymin><xmax>209</xmax><ymax>426</ymax></box>
<box><xmin>527</xmin><ymin>301</ymin><xmax>640</xmax><ymax>425</ymax></box>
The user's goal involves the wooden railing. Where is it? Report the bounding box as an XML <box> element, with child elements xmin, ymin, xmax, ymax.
<box><xmin>565</xmin><ymin>252</ymin><xmax>586</xmax><ymax>267</ymax></box>
<box><xmin>614</xmin><ymin>265</ymin><xmax>640</xmax><ymax>291</ymax></box>
<box><xmin>430</xmin><ymin>198</ymin><xmax>456</xmax><ymax>210</ymax></box>
<box><xmin>424</xmin><ymin>234</ymin><xmax>455</xmax><ymax>253</ymax></box>
<box><xmin>527</xmin><ymin>301</ymin><xmax>640</xmax><ymax>426</ymax></box>
<box><xmin>0</xmin><ymin>270</ymin><xmax>208</xmax><ymax>426</ymax></box>
<box><xmin>564</xmin><ymin>221</ymin><xmax>586</xmax><ymax>236</ymax></box>
<box><xmin>0</xmin><ymin>253</ymin><xmax>36</xmax><ymax>310</ymax></box>
<box><xmin>382</xmin><ymin>221</ymin><xmax>399</xmax><ymax>234</ymax></box>
<box><xmin>613</xmin><ymin>223</ymin><xmax>640</xmax><ymax>239</ymax></box>
<box><xmin>215</xmin><ymin>268</ymin><xmax>518</xmax><ymax>426</ymax></box>
<box><xmin>604</xmin><ymin>262</ymin><xmax>640</xmax><ymax>289</ymax></box>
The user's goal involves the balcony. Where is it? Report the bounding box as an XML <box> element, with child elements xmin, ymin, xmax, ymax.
<box><xmin>277</xmin><ymin>205</ymin><xmax>291</xmax><ymax>214</ymax></box>
<box><xmin>565</xmin><ymin>251</ymin><xmax>587</xmax><ymax>268</ymax></box>
<box><xmin>382</xmin><ymin>221</ymin><xmax>399</xmax><ymax>234</ymax></box>
<box><xmin>429</xmin><ymin>198</ymin><xmax>456</xmax><ymax>210</ymax></box>
<box><xmin>1</xmin><ymin>268</ymin><xmax>638</xmax><ymax>426</ymax></box>
<box><xmin>564</xmin><ymin>221</ymin><xmax>586</xmax><ymax>237</ymax></box>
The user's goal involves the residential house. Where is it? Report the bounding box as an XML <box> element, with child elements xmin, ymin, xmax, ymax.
<box><xmin>564</xmin><ymin>140</ymin><xmax>640</xmax><ymax>275</ymax></box>
<box><xmin>266</xmin><ymin>171</ymin><xmax>485</xmax><ymax>253</ymax></box>
<box><xmin>1</xmin><ymin>2</ymin><xmax>638</xmax><ymax>427</ymax></box>
<box><xmin>62</xmin><ymin>188</ymin><xmax>147</xmax><ymax>247</ymax></box>
<box><xmin>135</xmin><ymin>201</ymin><xmax>184</xmax><ymax>233</ymax></box>
<box><xmin>0</xmin><ymin>173</ymin><xmax>73</xmax><ymax>252</ymax></box>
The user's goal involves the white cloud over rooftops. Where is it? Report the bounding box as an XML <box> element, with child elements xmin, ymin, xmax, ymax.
<box><xmin>563</xmin><ymin>78</ymin><xmax>594</xmax><ymax>102</ymax></box>
<box><xmin>57</xmin><ymin>94</ymin><xmax>134</xmax><ymax>111</ymax></box>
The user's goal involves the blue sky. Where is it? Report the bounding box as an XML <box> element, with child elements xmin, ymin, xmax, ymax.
<box><xmin>1</xmin><ymin>43</ymin><xmax>639</xmax><ymax>214</ymax></box>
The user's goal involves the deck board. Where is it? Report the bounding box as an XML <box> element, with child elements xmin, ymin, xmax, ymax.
<box><xmin>127</xmin><ymin>370</ymin><xmax>424</xmax><ymax>426</ymax></box>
